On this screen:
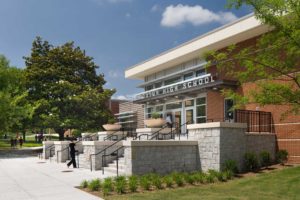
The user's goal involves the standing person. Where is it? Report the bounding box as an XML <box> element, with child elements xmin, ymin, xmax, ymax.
<box><xmin>166</xmin><ymin>113</ymin><xmax>173</xmax><ymax>128</ymax></box>
<box><xmin>67</xmin><ymin>140</ymin><xmax>77</xmax><ymax>168</ymax></box>
<box><xmin>19</xmin><ymin>137</ymin><xmax>23</xmax><ymax>148</ymax></box>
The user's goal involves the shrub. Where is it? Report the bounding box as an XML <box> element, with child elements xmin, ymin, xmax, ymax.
<box><xmin>152</xmin><ymin>174</ymin><xmax>163</xmax><ymax>189</ymax></box>
<box><xmin>163</xmin><ymin>175</ymin><xmax>173</xmax><ymax>188</ymax></box>
<box><xmin>193</xmin><ymin>172</ymin><xmax>206</xmax><ymax>184</ymax></box>
<box><xmin>114</xmin><ymin>176</ymin><xmax>127</xmax><ymax>194</ymax></box>
<box><xmin>206</xmin><ymin>170</ymin><xmax>218</xmax><ymax>183</ymax></box>
<box><xmin>102</xmin><ymin>177</ymin><xmax>113</xmax><ymax>195</ymax></box>
<box><xmin>260</xmin><ymin>151</ymin><xmax>271</xmax><ymax>167</ymax></box>
<box><xmin>244</xmin><ymin>152</ymin><xmax>259</xmax><ymax>172</ymax></box>
<box><xmin>223</xmin><ymin>170</ymin><xmax>234</xmax><ymax>180</ymax></box>
<box><xmin>276</xmin><ymin>150</ymin><xmax>288</xmax><ymax>165</ymax></box>
<box><xmin>80</xmin><ymin>180</ymin><xmax>88</xmax><ymax>188</ymax></box>
<box><xmin>223</xmin><ymin>160</ymin><xmax>238</xmax><ymax>174</ymax></box>
<box><xmin>128</xmin><ymin>176</ymin><xmax>138</xmax><ymax>192</ymax></box>
<box><xmin>87</xmin><ymin>179</ymin><xmax>101</xmax><ymax>191</ymax></box>
<box><xmin>183</xmin><ymin>173</ymin><xmax>195</xmax><ymax>185</ymax></box>
<box><xmin>172</xmin><ymin>172</ymin><xmax>184</xmax><ymax>187</ymax></box>
<box><xmin>140</xmin><ymin>176</ymin><xmax>151</xmax><ymax>190</ymax></box>
<box><xmin>151</xmin><ymin>112</ymin><xmax>161</xmax><ymax>119</ymax></box>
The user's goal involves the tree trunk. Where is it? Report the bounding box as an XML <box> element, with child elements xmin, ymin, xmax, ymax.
<box><xmin>22</xmin><ymin>131</ymin><xmax>26</xmax><ymax>142</ymax></box>
<box><xmin>55</xmin><ymin>128</ymin><xmax>65</xmax><ymax>141</ymax></box>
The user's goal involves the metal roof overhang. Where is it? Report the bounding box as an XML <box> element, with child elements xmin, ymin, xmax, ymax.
<box><xmin>133</xmin><ymin>80</ymin><xmax>238</xmax><ymax>104</ymax></box>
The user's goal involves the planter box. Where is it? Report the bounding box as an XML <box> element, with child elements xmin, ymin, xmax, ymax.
<box><xmin>102</xmin><ymin>124</ymin><xmax>121</xmax><ymax>131</ymax></box>
<box><xmin>144</xmin><ymin>118</ymin><xmax>166</xmax><ymax>128</ymax></box>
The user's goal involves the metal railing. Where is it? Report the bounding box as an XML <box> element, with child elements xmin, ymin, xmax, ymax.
<box><xmin>44</xmin><ymin>144</ymin><xmax>55</xmax><ymax>160</ymax></box>
<box><xmin>56</xmin><ymin>132</ymin><xmax>98</xmax><ymax>164</ymax></box>
<box><xmin>103</xmin><ymin>129</ymin><xmax>124</xmax><ymax>141</ymax></box>
<box><xmin>169</xmin><ymin>121</ymin><xmax>192</xmax><ymax>140</ymax></box>
<box><xmin>134</xmin><ymin>124</ymin><xmax>169</xmax><ymax>140</ymax></box>
<box><xmin>235</xmin><ymin>109</ymin><xmax>272</xmax><ymax>133</ymax></box>
<box><xmin>101</xmin><ymin>145</ymin><xmax>124</xmax><ymax>176</ymax></box>
<box><xmin>89</xmin><ymin>135</ymin><xmax>126</xmax><ymax>171</ymax></box>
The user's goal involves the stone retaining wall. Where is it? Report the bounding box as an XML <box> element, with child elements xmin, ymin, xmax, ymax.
<box><xmin>83</xmin><ymin>141</ymin><xmax>124</xmax><ymax>170</ymax></box>
<box><xmin>123</xmin><ymin>140</ymin><xmax>199</xmax><ymax>176</ymax></box>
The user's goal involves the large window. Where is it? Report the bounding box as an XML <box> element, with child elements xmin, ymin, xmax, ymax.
<box><xmin>196</xmin><ymin>97</ymin><xmax>206</xmax><ymax>123</ymax></box>
<box><xmin>145</xmin><ymin>85</ymin><xmax>153</xmax><ymax>91</ymax></box>
<box><xmin>196</xmin><ymin>69</ymin><xmax>206</xmax><ymax>77</ymax></box>
<box><xmin>164</xmin><ymin>76</ymin><xmax>181</xmax><ymax>86</ymax></box>
<box><xmin>184</xmin><ymin>72</ymin><xmax>194</xmax><ymax>80</ymax></box>
<box><xmin>146</xmin><ymin>107</ymin><xmax>154</xmax><ymax>119</ymax></box>
<box><xmin>166</xmin><ymin>102</ymin><xmax>182</xmax><ymax>110</ymax></box>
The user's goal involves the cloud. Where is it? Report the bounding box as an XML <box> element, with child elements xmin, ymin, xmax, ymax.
<box><xmin>161</xmin><ymin>4</ymin><xmax>238</xmax><ymax>27</ymax></box>
<box><xmin>108</xmin><ymin>70</ymin><xmax>121</xmax><ymax>78</ymax></box>
<box><xmin>125</xmin><ymin>12</ymin><xmax>131</xmax><ymax>18</ymax></box>
<box><xmin>151</xmin><ymin>4</ymin><xmax>160</xmax><ymax>12</ymax></box>
<box><xmin>90</xmin><ymin>0</ymin><xmax>132</xmax><ymax>5</ymax></box>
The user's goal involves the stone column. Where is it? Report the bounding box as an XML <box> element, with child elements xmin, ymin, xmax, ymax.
<box><xmin>187</xmin><ymin>122</ymin><xmax>247</xmax><ymax>171</ymax></box>
<box><xmin>98</xmin><ymin>131</ymin><xmax>127</xmax><ymax>141</ymax></box>
<box><xmin>83</xmin><ymin>141</ymin><xmax>124</xmax><ymax>171</ymax></box>
<box><xmin>54</xmin><ymin>141</ymin><xmax>70</xmax><ymax>163</ymax></box>
<box><xmin>42</xmin><ymin>141</ymin><xmax>54</xmax><ymax>159</ymax></box>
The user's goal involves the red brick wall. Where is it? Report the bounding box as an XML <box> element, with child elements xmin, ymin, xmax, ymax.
<box><xmin>207</xmin><ymin>91</ymin><xmax>224</xmax><ymax>122</ymax></box>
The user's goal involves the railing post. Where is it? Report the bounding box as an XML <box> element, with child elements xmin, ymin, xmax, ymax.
<box><xmin>116</xmin><ymin>149</ymin><xmax>119</xmax><ymax>177</ymax></box>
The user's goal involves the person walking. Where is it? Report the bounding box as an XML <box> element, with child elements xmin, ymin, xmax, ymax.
<box><xmin>19</xmin><ymin>137</ymin><xmax>23</xmax><ymax>148</ymax></box>
<box><xmin>67</xmin><ymin>140</ymin><xmax>77</xmax><ymax>168</ymax></box>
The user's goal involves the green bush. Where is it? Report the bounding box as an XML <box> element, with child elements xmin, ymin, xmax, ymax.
<box><xmin>223</xmin><ymin>170</ymin><xmax>234</xmax><ymax>180</ymax></box>
<box><xmin>244</xmin><ymin>152</ymin><xmax>259</xmax><ymax>172</ymax></box>
<box><xmin>152</xmin><ymin>174</ymin><xmax>163</xmax><ymax>189</ymax></box>
<box><xmin>276</xmin><ymin>150</ymin><xmax>288</xmax><ymax>165</ymax></box>
<box><xmin>183</xmin><ymin>173</ymin><xmax>195</xmax><ymax>185</ymax></box>
<box><xmin>151</xmin><ymin>112</ymin><xmax>161</xmax><ymax>119</ymax></box>
<box><xmin>193</xmin><ymin>172</ymin><xmax>206</xmax><ymax>184</ymax></box>
<box><xmin>140</xmin><ymin>175</ymin><xmax>151</xmax><ymax>190</ymax></box>
<box><xmin>260</xmin><ymin>151</ymin><xmax>271</xmax><ymax>167</ymax></box>
<box><xmin>206</xmin><ymin>170</ymin><xmax>218</xmax><ymax>183</ymax></box>
<box><xmin>114</xmin><ymin>176</ymin><xmax>127</xmax><ymax>194</ymax></box>
<box><xmin>80</xmin><ymin>180</ymin><xmax>88</xmax><ymax>188</ymax></box>
<box><xmin>172</xmin><ymin>172</ymin><xmax>184</xmax><ymax>187</ymax></box>
<box><xmin>128</xmin><ymin>176</ymin><xmax>138</xmax><ymax>192</ymax></box>
<box><xmin>223</xmin><ymin>160</ymin><xmax>239</xmax><ymax>174</ymax></box>
<box><xmin>163</xmin><ymin>175</ymin><xmax>173</xmax><ymax>188</ymax></box>
<box><xmin>87</xmin><ymin>179</ymin><xmax>101</xmax><ymax>191</ymax></box>
<box><xmin>102</xmin><ymin>177</ymin><xmax>113</xmax><ymax>195</ymax></box>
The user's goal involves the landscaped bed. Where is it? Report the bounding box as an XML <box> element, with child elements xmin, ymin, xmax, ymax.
<box><xmin>79</xmin><ymin>165</ymin><xmax>300</xmax><ymax>200</ymax></box>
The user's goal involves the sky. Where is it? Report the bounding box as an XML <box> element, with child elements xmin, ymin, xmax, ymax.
<box><xmin>0</xmin><ymin>0</ymin><xmax>251</xmax><ymax>100</ymax></box>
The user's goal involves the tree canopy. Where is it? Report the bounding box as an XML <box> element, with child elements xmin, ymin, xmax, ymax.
<box><xmin>205</xmin><ymin>0</ymin><xmax>300</xmax><ymax>116</ymax></box>
<box><xmin>24</xmin><ymin>37</ymin><xmax>115</xmax><ymax>140</ymax></box>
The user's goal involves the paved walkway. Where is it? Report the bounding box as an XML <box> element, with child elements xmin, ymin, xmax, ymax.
<box><xmin>0</xmin><ymin>155</ymin><xmax>110</xmax><ymax>200</ymax></box>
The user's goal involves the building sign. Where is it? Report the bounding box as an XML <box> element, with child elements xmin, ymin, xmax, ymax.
<box><xmin>136</xmin><ymin>74</ymin><xmax>215</xmax><ymax>100</ymax></box>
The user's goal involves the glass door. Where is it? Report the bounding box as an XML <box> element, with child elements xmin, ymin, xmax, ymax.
<box><xmin>173</xmin><ymin>111</ymin><xmax>182</xmax><ymax>134</ymax></box>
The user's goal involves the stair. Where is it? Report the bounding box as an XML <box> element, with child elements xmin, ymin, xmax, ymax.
<box><xmin>64</xmin><ymin>153</ymin><xmax>90</xmax><ymax>169</ymax></box>
<box><xmin>102</xmin><ymin>156</ymin><xmax>126</xmax><ymax>175</ymax></box>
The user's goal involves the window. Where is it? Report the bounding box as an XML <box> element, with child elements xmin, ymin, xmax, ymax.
<box><xmin>155</xmin><ymin>105</ymin><xmax>164</xmax><ymax>112</ymax></box>
<box><xmin>166</xmin><ymin>102</ymin><xmax>182</xmax><ymax>110</ymax></box>
<box><xmin>185</xmin><ymin>99</ymin><xmax>194</xmax><ymax>107</ymax></box>
<box><xmin>196</xmin><ymin>69</ymin><xmax>206</xmax><ymax>77</ymax></box>
<box><xmin>164</xmin><ymin>76</ymin><xmax>181</xmax><ymax>86</ymax></box>
<box><xmin>154</xmin><ymin>82</ymin><xmax>162</xmax><ymax>88</ymax></box>
<box><xmin>146</xmin><ymin>107</ymin><xmax>154</xmax><ymax>119</ymax></box>
<box><xmin>224</xmin><ymin>99</ymin><xmax>234</xmax><ymax>121</ymax></box>
<box><xmin>196</xmin><ymin>97</ymin><xmax>206</xmax><ymax>123</ymax></box>
<box><xmin>184</xmin><ymin>72</ymin><xmax>194</xmax><ymax>80</ymax></box>
<box><xmin>145</xmin><ymin>85</ymin><xmax>153</xmax><ymax>91</ymax></box>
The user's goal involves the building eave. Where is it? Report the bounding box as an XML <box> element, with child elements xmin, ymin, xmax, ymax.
<box><xmin>125</xmin><ymin>13</ymin><xmax>271</xmax><ymax>80</ymax></box>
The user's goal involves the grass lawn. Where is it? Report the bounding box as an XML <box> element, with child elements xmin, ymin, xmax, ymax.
<box><xmin>0</xmin><ymin>139</ymin><xmax>42</xmax><ymax>149</ymax></box>
<box><xmin>105</xmin><ymin>166</ymin><xmax>300</xmax><ymax>200</ymax></box>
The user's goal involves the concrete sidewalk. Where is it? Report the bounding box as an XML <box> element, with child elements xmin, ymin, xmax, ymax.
<box><xmin>0</xmin><ymin>156</ymin><xmax>111</xmax><ymax>200</ymax></box>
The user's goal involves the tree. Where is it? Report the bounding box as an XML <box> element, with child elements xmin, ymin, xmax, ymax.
<box><xmin>24</xmin><ymin>37</ymin><xmax>115</xmax><ymax>140</ymax></box>
<box><xmin>205</xmin><ymin>0</ymin><xmax>300</xmax><ymax>116</ymax></box>
<box><xmin>0</xmin><ymin>55</ymin><xmax>34</xmax><ymax>139</ymax></box>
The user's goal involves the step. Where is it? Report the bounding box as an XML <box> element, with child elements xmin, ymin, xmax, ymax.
<box><xmin>107</xmin><ymin>163</ymin><xmax>125</xmax><ymax>169</ymax></box>
<box><xmin>103</xmin><ymin>167</ymin><xmax>126</xmax><ymax>175</ymax></box>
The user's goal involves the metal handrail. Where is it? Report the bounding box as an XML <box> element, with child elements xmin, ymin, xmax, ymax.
<box><xmin>149</xmin><ymin>124</ymin><xmax>173</xmax><ymax>140</ymax></box>
<box><xmin>103</xmin><ymin>129</ymin><xmax>123</xmax><ymax>141</ymax></box>
<box><xmin>101</xmin><ymin>145</ymin><xmax>124</xmax><ymax>176</ymax></box>
<box><xmin>134</xmin><ymin>124</ymin><xmax>169</xmax><ymax>140</ymax></box>
<box><xmin>89</xmin><ymin>136</ymin><xmax>126</xmax><ymax>171</ymax></box>
<box><xmin>167</xmin><ymin>120</ymin><xmax>193</xmax><ymax>140</ymax></box>
<box><xmin>44</xmin><ymin>144</ymin><xmax>55</xmax><ymax>160</ymax></box>
<box><xmin>56</xmin><ymin>132</ymin><xmax>98</xmax><ymax>163</ymax></box>
<box><xmin>49</xmin><ymin>147</ymin><xmax>55</xmax><ymax>162</ymax></box>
